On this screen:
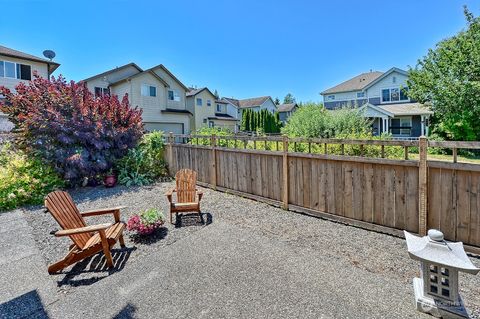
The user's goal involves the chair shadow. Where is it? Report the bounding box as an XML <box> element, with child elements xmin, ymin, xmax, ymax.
<box><xmin>55</xmin><ymin>246</ymin><xmax>136</xmax><ymax>288</ymax></box>
<box><xmin>0</xmin><ymin>290</ymin><xmax>49</xmax><ymax>319</ymax></box>
<box><xmin>129</xmin><ymin>227</ymin><xmax>169</xmax><ymax>245</ymax></box>
<box><xmin>112</xmin><ymin>303</ymin><xmax>137</xmax><ymax>319</ymax></box>
<box><xmin>175</xmin><ymin>212</ymin><xmax>213</xmax><ymax>228</ymax></box>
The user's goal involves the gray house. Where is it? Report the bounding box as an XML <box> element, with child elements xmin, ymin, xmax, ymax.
<box><xmin>320</xmin><ymin>67</ymin><xmax>432</xmax><ymax>137</ymax></box>
<box><xmin>277</xmin><ymin>103</ymin><xmax>298</xmax><ymax>123</ymax></box>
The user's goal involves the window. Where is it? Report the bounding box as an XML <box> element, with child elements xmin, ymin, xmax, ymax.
<box><xmin>216</xmin><ymin>104</ymin><xmax>222</xmax><ymax>112</ymax></box>
<box><xmin>392</xmin><ymin>76</ymin><xmax>397</xmax><ymax>84</ymax></box>
<box><xmin>4</xmin><ymin>61</ymin><xmax>15</xmax><ymax>78</ymax></box>
<box><xmin>391</xmin><ymin>117</ymin><xmax>412</xmax><ymax>135</ymax></box>
<box><xmin>94</xmin><ymin>87</ymin><xmax>110</xmax><ymax>97</ymax></box>
<box><xmin>327</xmin><ymin>95</ymin><xmax>335</xmax><ymax>101</ymax></box>
<box><xmin>196</xmin><ymin>98</ymin><xmax>203</xmax><ymax>106</ymax></box>
<box><xmin>400</xmin><ymin>87</ymin><xmax>408</xmax><ymax>100</ymax></box>
<box><xmin>356</xmin><ymin>92</ymin><xmax>365</xmax><ymax>98</ymax></box>
<box><xmin>168</xmin><ymin>90</ymin><xmax>180</xmax><ymax>101</ymax></box>
<box><xmin>16</xmin><ymin>64</ymin><xmax>31</xmax><ymax>80</ymax></box>
<box><xmin>141</xmin><ymin>84</ymin><xmax>156</xmax><ymax>97</ymax></box>
<box><xmin>382</xmin><ymin>89</ymin><xmax>390</xmax><ymax>102</ymax></box>
<box><xmin>207</xmin><ymin>99</ymin><xmax>211</xmax><ymax>106</ymax></box>
<box><xmin>382</xmin><ymin>87</ymin><xmax>409</xmax><ymax>103</ymax></box>
<box><xmin>0</xmin><ymin>61</ymin><xmax>31</xmax><ymax>80</ymax></box>
<box><xmin>208</xmin><ymin>121</ymin><xmax>214</xmax><ymax>128</ymax></box>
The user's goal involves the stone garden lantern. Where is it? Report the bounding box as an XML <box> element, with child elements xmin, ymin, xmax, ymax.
<box><xmin>404</xmin><ymin>229</ymin><xmax>479</xmax><ymax>319</ymax></box>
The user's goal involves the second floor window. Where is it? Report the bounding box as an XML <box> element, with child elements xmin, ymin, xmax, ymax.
<box><xmin>357</xmin><ymin>92</ymin><xmax>365</xmax><ymax>98</ymax></box>
<box><xmin>327</xmin><ymin>95</ymin><xmax>335</xmax><ymax>101</ymax></box>
<box><xmin>216</xmin><ymin>104</ymin><xmax>222</xmax><ymax>112</ymax></box>
<box><xmin>94</xmin><ymin>87</ymin><xmax>110</xmax><ymax>97</ymax></box>
<box><xmin>382</xmin><ymin>87</ymin><xmax>409</xmax><ymax>103</ymax></box>
<box><xmin>142</xmin><ymin>85</ymin><xmax>156</xmax><ymax>97</ymax></box>
<box><xmin>168</xmin><ymin>90</ymin><xmax>180</xmax><ymax>101</ymax></box>
<box><xmin>207</xmin><ymin>99</ymin><xmax>212</xmax><ymax>106</ymax></box>
<box><xmin>0</xmin><ymin>61</ymin><xmax>31</xmax><ymax>80</ymax></box>
<box><xmin>196</xmin><ymin>98</ymin><xmax>203</xmax><ymax>106</ymax></box>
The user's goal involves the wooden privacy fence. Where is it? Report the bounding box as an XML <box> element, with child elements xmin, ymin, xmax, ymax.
<box><xmin>165</xmin><ymin>134</ymin><xmax>480</xmax><ymax>252</ymax></box>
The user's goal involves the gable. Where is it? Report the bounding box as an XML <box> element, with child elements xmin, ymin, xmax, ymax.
<box><xmin>151</xmin><ymin>65</ymin><xmax>188</xmax><ymax>92</ymax></box>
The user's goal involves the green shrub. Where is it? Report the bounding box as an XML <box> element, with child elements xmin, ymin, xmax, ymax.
<box><xmin>116</xmin><ymin>131</ymin><xmax>168</xmax><ymax>186</ymax></box>
<box><xmin>282</xmin><ymin>104</ymin><xmax>372</xmax><ymax>138</ymax></box>
<box><xmin>0</xmin><ymin>144</ymin><xmax>64</xmax><ymax>211</ymax></box>
<box><xmin>191</xmin><ymin>127</ymin><xmax>232</xmax><ymax>147</ymax></box>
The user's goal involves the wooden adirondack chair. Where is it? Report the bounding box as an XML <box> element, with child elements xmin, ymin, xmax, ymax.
<box><xmin>44</xmin><ymin>191</ymin><xmax>126</xmax><ymax>274</ymax></box>
<box><xmin>165</xmin><ymin>169</ymin><xmax>203</xmax><ymax>224</ymax></box>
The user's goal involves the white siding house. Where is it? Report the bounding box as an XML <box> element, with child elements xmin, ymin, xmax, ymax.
<box><xmin>0</xmin><ymin>45</ymin><xmax>60</xmax><ymax>131</ymax></box>
<box><xmin>82</xmin><ymin>63</ymin><xmax>192</xmax><ymax>134</ymax></box>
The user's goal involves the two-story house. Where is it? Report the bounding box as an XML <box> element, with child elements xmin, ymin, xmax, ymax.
<box><xmin>223</xmin><ymin>96</ymin><xmax>277</xmax><ymax>127</ymax></box>
<box><xmin>186</xmin><ymin>87</ymin><xmax>238</xmax><ymax>132</ymax></box>
<box><xmin>277</xmin><ymin>103</ymin><xmax>298</xmax><ymax>123</ymax></box>
<box><xmin>0</xmin><ymin>45</ymin><xmax>60</xmax><ymax>131</ymax></box>
<box><xmin>82</xmin><ymin>63</ymin><xmax>192</xmax><ymax>134</ymax></box>
<box><xmin>321</xmin><ymin>67</ymin><xmax>433</xmax><ymax>137</ymax></box>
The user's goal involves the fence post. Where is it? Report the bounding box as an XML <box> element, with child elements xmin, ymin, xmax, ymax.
<box><xmin>282</xmin><ymin>136</ymin><xmax>289</xmax><ymax>210</ymax></box>
<box><xmin>168</xmin><ymin>132</ymin><xmax>174</xmax><ymax>174</ymax></box>
<box><xmin>418</xmin><ymin>136</ymin><xmax>428</xmax><ymax>236</ymax></box>
<box><xmin>211</xmin><ymin>134</ymin><xmax>217</xmax><ymax>190</ymax></box>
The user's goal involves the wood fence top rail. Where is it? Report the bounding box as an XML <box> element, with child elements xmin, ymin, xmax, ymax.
<box><xmin>170</xmin><ymin>134</ymin><xmax>419</xmax><ymax>146</ymax></box>
<box><xmin>428</xmin><ymin>140</ymin><xmax>480</xmax><ymax>149</ymax></box>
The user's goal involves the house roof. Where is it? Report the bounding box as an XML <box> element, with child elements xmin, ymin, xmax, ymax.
<box><xmin>208</xmin><ymin>114</ymin><xmax>238</xmax><ymax>121</ymax></box>
<box><xmin>223</xmin><ymin>96</ymin><xmax>272</xmax><ymax>109</ymax></box>
<box><xmin>362</xmin><ymin>102</ymin><xmax>432</xmax><ymax>117</ymax></box>
<box><xmin>278</xmin><ymin>103</ymin><xmax>297</xmax><ymax>112</ymax></box>
<box><xmin>362</xmin><ymin>67</ymin><xmax>409</xmax><ymax>91</ymax></box>
<box><xmin>109</xmin><ymin>69</ymin><xmax>170</xmax><ymax>88</ymax></box>
<box><xmin>0</xmin><ymin>45</ymin><xmax>61</xmax><ymax>74</ymax></box>
<box><xmin>186</xmin><ymin>87</ymin><xmax>216</xmax><ymax>98</ymax></box>
<box><xmin>378</xmin><ymin>102</ymin><xmax>433</xmax><ymax>116</ymax></box>
<box><xmin>321</xmin><ymin>71</ymin><xmax>383</xmax><ymax>95</ymax></box>
<box><xmin>215</xmin><ymin>100</ymin><xmax>228</xmax><ymax>104</ymax></box>
<box><xmin>81</xmin><ymin>62</ymin><xmax>143</xmax><ymax>83</ymax></box>
<box><xmin>151</xmin><ymin>64</ymin><xmax>189</xmax><ymax>91</ymax></box>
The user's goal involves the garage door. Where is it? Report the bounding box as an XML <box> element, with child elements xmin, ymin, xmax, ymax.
<box><xmin>144</xmin><ymin>122</ymin><xmax>184</xmax><ymax>134</ymax></box>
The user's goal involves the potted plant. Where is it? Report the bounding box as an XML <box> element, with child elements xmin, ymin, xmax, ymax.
<box><xmin>127</xmin><ymin>208</ymin><xmax>165</xmax><ymax>236</ymax></box>
<box><xmin>104</xmin><ymin>168</ymin><xmax>117</xmax><ymax>187</ymax></box>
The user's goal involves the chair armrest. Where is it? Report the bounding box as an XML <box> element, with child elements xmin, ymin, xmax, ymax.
<box><xmin>80</xmin><ymin>206</ymin><xmax>127</xmax><ymax>217</ymax></box>
<box><xmin>54</xmin><ymin>223</ymin><xmax>112</xmax><ymax>237</ymax></box>
<box><xmin>196</xmin><ymin>189</ymin><xmax>203</xmax><ymax>202</ymax></box>
<box><xmin>81</xmin><ymin>206</ymin><xmax>126</xmax><ymax>223</ymax></box>
<box><xmin>165</xmin><ymin>188</ymin><xmax>176</xmax><ymax>203</ymax></box>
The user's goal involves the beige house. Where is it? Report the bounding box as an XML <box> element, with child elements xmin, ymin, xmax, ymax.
<box><xmin>0</xmin><ymin>45</ymin><xmax>60</xmax><ymax>131</ymax></box>
<box><xmin>82</xmin><ymin>63</ymin><xmax>192</xmax><ymax>134</ymax></box>
<box><xmin>187</xmin><ymin>87</ymin><xmax>238</xmax><ymax>132</ymax></box>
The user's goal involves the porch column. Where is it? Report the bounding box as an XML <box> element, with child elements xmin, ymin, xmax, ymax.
<box><xmin>425</xmin><ymin>116</ymin><xmax>429</xmax><ymax>136</ymax></box>
<box><xmin>421</xmin><ymin>115</ymin><xmax>425</xmax><ymax>136</ymax></box>
<box><xmin>378</xmin><ymin>118</ymin><xmax>381</xmax><ymax>135</ymax></box>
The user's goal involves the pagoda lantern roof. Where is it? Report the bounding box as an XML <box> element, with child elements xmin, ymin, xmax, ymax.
<box><xmin>404</xmin><ymin>230</ymin><xmax>480</xmax><ymax>274</ymax></box>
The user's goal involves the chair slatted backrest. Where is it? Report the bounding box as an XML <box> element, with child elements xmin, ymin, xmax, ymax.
<box><xmin>45</xmin><ymin>191</ymin><xmax>91</xmax><ymax>249</ymax></box>
<box><xmin>176</xmin><ymin>169</ymin><xmax>197</xmax><ymax>203</ymax></box>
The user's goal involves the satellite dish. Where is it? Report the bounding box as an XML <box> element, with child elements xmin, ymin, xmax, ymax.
<box><xmin>43</xmin><ymin>50</ymin><xmax>56</xmax><ymax>61</ymax></box>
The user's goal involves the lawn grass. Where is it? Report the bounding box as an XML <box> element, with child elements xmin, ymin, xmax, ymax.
<box><xmin>409</xmin><ymin>153</ymin><xmax>480</xmax><ymax>164</ymax></box>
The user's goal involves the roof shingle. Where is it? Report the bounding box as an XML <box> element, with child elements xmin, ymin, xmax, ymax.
<box><xmin>321</xmin><ymin>71</ymin><xmax>383</xmax><ymax>95</ymax></box>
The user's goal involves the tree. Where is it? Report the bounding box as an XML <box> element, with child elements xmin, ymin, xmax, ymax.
<box><xmin>283</xmin><ymin>93</ymin><xmax>296</xmax><ymax>104</ymax></box>
<box><xmin>274</xmin><ymin>97</ymin><xmax>280</xmax><ymax>105</ymax></box>
<box><xmin>407</xmin><ymin>7</ymin><xmax>480</xmax><ymax>140</ymax></box>
<box><xmin>0</xmin><ymin>74</ymin><xmax>144</xmax><ymax>184</ymax></box>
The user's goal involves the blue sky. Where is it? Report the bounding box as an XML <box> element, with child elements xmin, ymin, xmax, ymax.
<box><xmin>1</xmin><ymin>0</ymin><xmax>478</xmax><ymax>102</ymax></box>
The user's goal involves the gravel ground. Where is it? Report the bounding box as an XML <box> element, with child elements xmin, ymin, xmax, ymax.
<box><xmin>22</xmin><ymin>181</ymin><xmax>480</xmax><ymax>317</ymax></box>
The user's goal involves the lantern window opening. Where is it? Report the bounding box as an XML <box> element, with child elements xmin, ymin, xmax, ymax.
<box><xmin>429</xmin><ymin>264</ymin><xmax>437</xmax><ymax>273</ymax></box>
<box><xmin>441</xmin><ymin>277</ymin><xmax>449</xmax><ymax>287</ymax></box>
<box><xmin>430</xmin><ymin>285</ymin><xmax>438</xmax><ymax>294</ymax></box>
<box><xmin>441</xmin><ymin>288</ymin><xmax>450</xmax><ymax>298</ymax></box>
<box><xmin>441</xmin><ymin>267</ymin><xmax>449</xmax><ymax>276</ymax></box>
<box><xmin>429</xmin><ymin>275</ymin><xmax>437</xmax><ymax>283</ymax></box>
